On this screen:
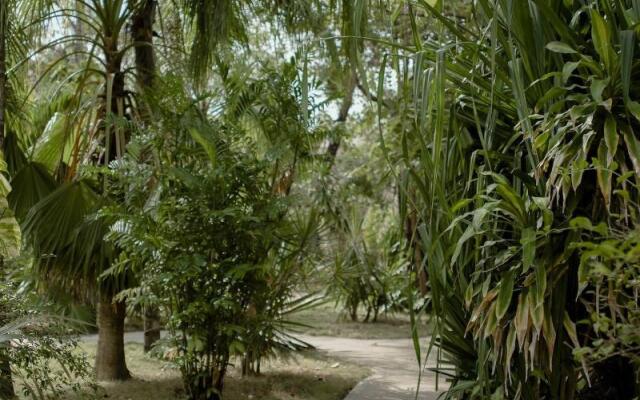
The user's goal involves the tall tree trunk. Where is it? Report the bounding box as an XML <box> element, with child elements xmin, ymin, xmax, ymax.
<box><xmin>0</xmin><ymin>0</ymin><xmax>7</xmax><ymax>149</ymax></box>
<box><xmin>95</xmin><ymin>292</ymin><xmax>130</xmax><ymax>381</ymax></box>
<box><xmin>73</xmin><ymin>0</ymin><xmax>85</xmax><ymax>64</ymax></box>
<box><xmin>131</xmin><ymin>0</ymin><xmax>155</xmax><ymax>87</ymax></box>
<box><xmin>132</xmin><ymin>0</ymin><xmax>156</xmax><ymax>119</ymax></box>
<box><xmin>143</xmin><ymin>306</ymin><xmax>161</xmax><ymax>352</ymax></box>
<box><xmin>0</xmin><ymin>5</ymin><xmax>15</xmax><ymax>397</ymax></box>
<box><xmin>0</xmin><ymin>275</ymin><xmax>15</xmax><ymax>399</ymax></box>
<box><xmin>131</xmin><ymin>0</ymin><xmax>161</xmax><ymax>352</ymax></box>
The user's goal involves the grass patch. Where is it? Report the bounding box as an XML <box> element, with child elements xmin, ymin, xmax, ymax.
<box><xmin>289</xmin><ymin>302</ymin><xmax>430</xmax><ymax>339</ymax></box>
<box><xmin>18</xmin><ymin>342</ymin><xmax>368</xmax><ymax>400</ymax></box>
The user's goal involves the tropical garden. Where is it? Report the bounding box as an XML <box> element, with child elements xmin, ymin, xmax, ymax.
<box><xmin>0</xmin><ymin>0</ymin><xmax>639</xmax><ymax>399</ymax></box>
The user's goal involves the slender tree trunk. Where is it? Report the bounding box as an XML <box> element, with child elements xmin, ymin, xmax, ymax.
<box><xmin>0</xmin><ymin>0</ymin><xmax>6</xmax><ymax>149</ymax></box>
<box><xmin>131</xmin><ymin>0</ymin><xmax>156</xmax><ymax>90</ymax></box>
<box><xmin>0</xmin><ymin>5</ymin><xmax>15</xmax><ymax>397</ymax></box>
<box><xmin>143</xmin><ymin>306</ymin><xmax>161</xmax><ymax>352</ymax></box>
<box><xmin>95</xmin><ymin>293</ymin><xmax>130</xmax><ymax>381</ymax></box>
<box><xmin>131</xmin><ymin>0</ymin><xmax>162</xmax><ymax>352</ymax></box>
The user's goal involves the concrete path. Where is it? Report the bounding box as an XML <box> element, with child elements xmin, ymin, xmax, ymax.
<box><xmin>82</xmin><ymin>331</ymin><xmax>447</xmax><ymax>400</ymax></box>
<box><xmin>299</xmin><ymin>335</ymin><xmax>446</xmax><ymax>400</ymax></box>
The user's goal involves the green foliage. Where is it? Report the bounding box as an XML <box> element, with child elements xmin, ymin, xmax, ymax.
<box><xmin>104</xmin><ymin>63</ymin><xmax>322</xmax><ymax>398</ymax></box>
<box><xmin>370</xmin><ymin>0</ymin><xmax>640</xmax><ymax>398</ymax></box>
<box><xmin>327</xmin><ymin>208</ymin><xmax>409</xmax><ymax>322</ymax></box>
<box><xmin>0</xmin><ymin>285</ymin><xmax>94</xmax><ymax>400</ymax></box>
<box><xmin>573</xmin><ymin>229</ymin><xmax>640</xmax><ymax>376</ymax></box>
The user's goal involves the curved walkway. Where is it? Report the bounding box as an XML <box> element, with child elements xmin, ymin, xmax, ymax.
<box><xmin>82</xmin><ymin>332</ymin><xmax>446</xmax><ymax>400</ymax></box>
<box><xmin>300</xmin><ymin>335</ymin><xmax>445</xmax><ymax>400</ymax></box>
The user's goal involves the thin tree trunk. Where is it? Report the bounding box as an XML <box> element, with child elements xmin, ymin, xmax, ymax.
<box><xmin>131</xmin><ymin>0</ymin><xmax>156</xmax><ymax>119</ymax></box>
<box><xmin>143</xmin><ymin>306</ymin><xmax>161</xmax><ymax>352</ymax></box>
<box><xmin>73</xmin><ymin>0</ymin><xmax>85</xmax><ymax>65</ymax></box>
<box><xmin>0</xmin><ymin>5</ymin><xmax>14</xmax><ymax>396</ymax></box>
<box><xmin>131</xmin><ymin>0</ymin><xmax>162</xmax><ymax>352</ymax></box>
<box><xmin>0</xmin><ymin>0</ymin><xmax>6</xmax><ymax>149</ymax></box>
<box><xmin>95</xmin><ymin>293</ymin><xmax>130</xmax><ymax>381</ymax></box>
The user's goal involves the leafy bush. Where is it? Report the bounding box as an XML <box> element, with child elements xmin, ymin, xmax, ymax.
<box><xmin>572</xmin><ymin>228</ymin><xmax>640</xmax><ymax>398</ymax></box>
<box><xmin>0</xmin><ymin>286</ymin><xmax>94</xmax><ymax>399</ymax></box>
<box><xmin>327</xmin><ymin>205</ymin><xmax>409</xmax><ymax>322</ymax></box>
<box><xmin>106</xmin><ymin>64</ymin><xmax>319</xmax><ymax>398</ymax></box>
<box><xmin>372</xmin><ymin>0</ymin><xmax>640</xmax><ymax>398</ymax></box>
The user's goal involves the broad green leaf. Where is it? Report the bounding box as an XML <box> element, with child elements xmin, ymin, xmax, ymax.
<box><xmin>627</xmin><ymin>100</ymin><xmax>640</xmax><ymax>122</ymax></box>
<box><xmin>30</xmin><ymin>113</ymin><xmax>74</xmax><ymax>173</ymax></box>
<box><xmin>451</xmin><ymin>198</ymin><xmax>473</xmax><ymax>213</ymax></box>
<box><xmin>515</xmin><ymin>292</ymin><xmax>530</xmax><ymax>348</ymax></box>
<box><xmin>451</xmin><ymin>225</ymin><xmax>476</xmax><ymax>266</ymax></box>
<box><xmin>570</xmin><ymin>216</ymin><xmax>608</xmax><ymax>235</ymax></box>
<box><xmin>465</xmin><ymin>283</ymin><xmax>474</xmax><ymax>309</ymax></box>
<box><xmin>542</xmin><ymin>309</ymin><xmax>556</xmax><ymax>369</ymax></box>
<box><xmin>577</xmin><ymin>257</ymin><xmax>589</xmax><ymax>298</ymax></box>
<box><xmin>571</xmin><ymin>157</ymin><xmax>588</xmax><ymax>191</ymax></box>
<box><xmin>621</xmin><ymin>30</ymin><xmax>635</xmax><ymax>101</ymax></box>
<box><xmin>484</xmin><ymin>302</ymin><xmax>498</xmax><ymax>339</ymax></box>
<box><xmin>546</xmin><ymin>41</ymin><xmax>577</xmax><ymax>54</ymax></box>
<box><xmin>0</xmin><ymin>151</ymin><xmax>20</xmax><ymax>259</ymax></box>
<box><xmin>529</xmin><ymin>291</ymin><xmax>544</xmax><ymax>334</ymax></box>
<box><xmin>521</xmin><ymin>228</ymin><xmax>535</xmax><ymax>273</ymax></box>
<box><xmin>0</xmin><ymin>212</ymin><xmax>21</xmax><ymax>259</ymax></box>
<box><xmin>604</xmin><ymin>114</ymin><xmax>618</xmax><ymax>165</ymax></box>
<box><xmin>536</xmin><ymin>87</ymin><xmax>567</xmax><ymax>109</ymax></box>
<box><xmin>496</xmin><ymin>270</ymin><xmax>515</xmax><ymax>320</ymax></box>
<box><xmin>534</xmin><ymin>262</ymin><xmax>546</xmax><ymax>308</ymax></box>
<box><xmin>8</xmin><ymin>162</ymin><xmax>57</xmax><ymax>220</ymax></box>
<box><xmin>188</xmin><ymin>128</ymin><xmax>217</xmax><ymax>166</ymax></box>
<box><xmin>622</xmin><ymin>128</ymin><xmax>640</xmax><ymax>176</ymax></box>
<box><xmin>595</xmin><ymin>141</ymin><xmax>612</xmax><ymax>209</ymax></box>
<box><xmin>590</xmin><ymin>78</ymin><xmax>609</xmax><ymax>103</ymax></box>
<box><xmin>563</xmin><ymin>313</ymin><xmax>580</xmax><ymax>348</ymax></box>
<box><xmin>562</xmin><ymin>61</ymin><xmax>580</xmax><ymax>83</ymax></box>
<box><xmin>591</xmin><ymin>10</ymin><xmax>613</xmax><ymax>71</ymax></box>
<box><xmin>495</xmin><ymin>182</ymin><xmax>527</xmax><ymax>225</ymax></box>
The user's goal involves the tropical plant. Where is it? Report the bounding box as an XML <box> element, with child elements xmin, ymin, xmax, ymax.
<box><xmin>0</xmin><ymin>285</ymin><xmax>95</xmax><ymax>400</ymax></box>
<box><xmin>100</xmin><ymin>56</ymin><xmax>325</xmax><ymax>397</ymax></box>
<box><xmin>571</xmin><ymin>225</ymin><xmax>640</xmax><ymax>398</ymax></box>
<box><xmin>366</xmin><ymin>0</ymin><xmax>640</xmax><ymax>398</ymax></box>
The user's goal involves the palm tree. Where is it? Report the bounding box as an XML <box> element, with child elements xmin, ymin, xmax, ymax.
<box><xmin>130</xmin><ymin>0</ymin><xmax>161</xmax><ymax>352</ymax></box>
<box><xmin>11</xmin><ymin>0</ymin><xmax>135</xmax><ymax>381</ymax></box>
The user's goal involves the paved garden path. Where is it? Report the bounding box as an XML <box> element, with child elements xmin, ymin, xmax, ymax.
<box><xmin>299</xmin><ymin>335</ymin><xmax>445</xmax><ymax>400</ymax></box>
<box><xmin>82</xmin><ymin>332</ymin><xmax>446</xmax><ymax>400</ymax></box>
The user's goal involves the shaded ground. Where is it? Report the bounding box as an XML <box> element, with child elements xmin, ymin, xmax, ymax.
<box><xmin>28</xmin><ymin>338</ymin><xmax>367</xmax><ymax>400</ymax></box>
<box><xmin>81</xmin><ymin>331</ymin><xmax>447</xmax><ymax>400</ymax></box>
<box><xmin>300</xmin><ymin>335</ymin><xmax>446</xmax><ymax>400</ymax></box>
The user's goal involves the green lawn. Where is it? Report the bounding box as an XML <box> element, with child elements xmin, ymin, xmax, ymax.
<box><xmin>18</xmin><ymin>343</ymin><xmax>368</xmax><ymax>400</ymax></box>
<box><xmin>289</xmin><ymin>302</ymin><xmax>431</xmax><ymax>339</ymax></box>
